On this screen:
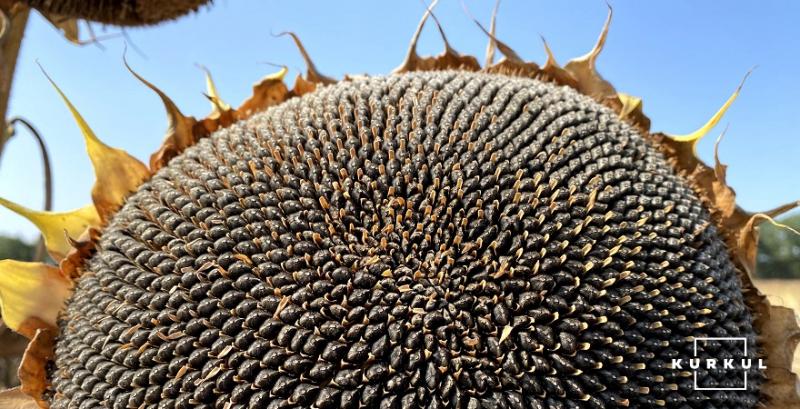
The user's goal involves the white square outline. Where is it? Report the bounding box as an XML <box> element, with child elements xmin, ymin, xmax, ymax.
<box><xmin>692</xmin><ymin>337</ymin><xmax>748</xmax><ymax>391</ymax></box>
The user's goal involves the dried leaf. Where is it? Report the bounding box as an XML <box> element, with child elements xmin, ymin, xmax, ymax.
<box><xmin>539</xmin><ymin>36</ymin><xmax>578</xmax><ymax>88</ymax></box>
<box><xmin>0</xmin><ymin>198</ymin><xmax>99</xmax><ymax>261</ymax></box>
<box><xmin>0</xmin><ymin>260</ymin><xmax>72</xmax><ymax>338</ymax></box>
<box><xmin>291</xmin><ymin>74</ymin><xmax>317</xmax><ymax>97</ymax></box>
<box><xmin>59</xmin><ymin>226</ymin><xmax>102</xmax><ymax>279</ymax></box>
<box><xmin>607</xmin><ymin>93</ymin><xmax>651</xmax><ymax>133</ymax></box>
<box><xmin>484</xmin><ymin>0</ymin><xmax>500</xmax><ymax>66</ymax></box>
<box><xmin>564</xmin><ymin>5</ymin><xmax>616</xmax><ymax>99</ymax></box>
<box><xmin>123</xmin><ymin>58</ymin><xmax>203</xmax><ymax>172</ymax></box>
<box><xmin>757</xmin><ymin>305</ymin><xmax>800</xmax><ymax>408</ymax></box>
<box><xmin>40</xmin><ymin>66</ymin><xmax>150</xmax><ymax>221</ymax></box>
<box><xmin>18</xmin><ymin>328</ymin><xmax>55</xmax><ymax>408</ymax></box>
<box><xmin>710</xmin><ymin>130</ymin><xmax>737</xmax><ymax>219</ymax></box>
<box><xmin>237</xmin><ymin>67</ymin><xmax>290</xmax><ymax>118</ymax></box>
<box><xmin>0</xmin><ymin>387</ymin><xmax>39</xmax><ymax>409</ymax></box>
<box><xmin>468</xmin><ymin>5</ymin><xmax>541</xmax><ymax>78</ymax></box>
<box><xmin>278</xmin><ymin>31</ymin><xmax>336</xmax><ymax>85</ymax></box>
<box><xmin>394</xmin><ymin>0</ymin><xmax>480</xmax><ymax>73</ymax></box>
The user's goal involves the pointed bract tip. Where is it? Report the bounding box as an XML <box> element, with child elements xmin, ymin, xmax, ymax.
<box><xmin>0</xmin><ymin>198</ymin><xmax>99</xmax><ymax>261</ymax></box>
<box><xmin>276</xmin><ymin>31</ymin><xmax>335</xmax><ymax>84</ymax></box>
<box><xmin>393</xmin><ymin>0</ymin><xmax>437</xmax><ymax>73</ymax></box>
<box><xmin>41</xmin><ymin>62</ymin><xmax>150</xmax><ymax>220</ymax></box>
<box><xmin>0</xmin><ymin>260</ymin><xmax>72</xmax><ymax>338</ymax></box>
<box><xmin>668</xmin><ymin>71</ymin><xmax>752</xmax><ymax>144</ymax></box>
<box><xmin>197</xmin><ymin>64</ymin><xmax>231</xmax><ymax>114</ymax></box>
<box><xmin>465</xmin><ymin>1</ymin><xmax>521</xmax><ymax>63</ymax></box>
<box><xmin>712</xmin><ymin>124</ymin><xmax>732</xmax><ymax>181</ymax></box>
<box><xmin>762</xmin><ymin>200</ymin><xmax>800</xmax><ymax>220</ymax></box>
<box><xmin>757</xmin><ymin>214</ymin><xmax>800</xmax><ymax>236</ymax></box>
<box><xmin>269</xmin><ymin>66</ymin><xmax>289</xmax><ymax>81</ymax></box>
<box><xmin>125</xmin><ymin>56</ymin><xmax>201</xmax><ymax>173</ymax></box>
<box><xmin>38</xmin><ymin>62</ymin><xmax>105</xmax><ymax>151</ymax></box>
<box><xmin>124</xmin><ymin>55</ymin><xmax>186</xmax><ymax>119</ymax></box>
<box><xmin>568</xmin><ymin>3</ymin><xmax>612</xmax><ymax>68</ymax></box>
<box><xmin>617</xmin><ymin>93</ymin><xmax>643</xmax><ymax>119</ymax></box>
<box><xmin>540</xmin><ymin>35</ymin><xmax>558</xmax><ymax>68</ymax></box>
<box><xmin>420</xmin><ymin>0</ymin><xmax>454</xmax><ymax>53</ymax></box>
<box><xmin>485</xmin><ymin>0</ymin><xmax>501</xmax><ymax>66</ymax></box>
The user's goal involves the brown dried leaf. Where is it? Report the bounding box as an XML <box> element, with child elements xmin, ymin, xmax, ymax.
<box><xmin>18</xmin><ymin>328</ymin><xmax>55</xmax><ymax>408</ymax></box>
<box><xmin>291</xmin><ymin>74</ymin><xmax>317</xmax><ymax>97</ymax></box>
<box><xmin>538</xmin><ymin>36</ymin><xmax>578</xmax><ymax>89</ymax></box>
<box><xmin>59</xmin><ymin>226</ymin><xmax>101</xmax><ymax>279</ymax></box>
<box><xmin>123</xmin><ymin>58</ymin><xmax>204</xmax><ymax>172</ymax></box>
<box><xmin>395</xmin><ymin>0</ymin><xmax>480</xmax><ymax>74</ymax></box>
<box><xmin>753</xmin><ymin>302</ymin><xmax>800</xmax><ymax>408</ymax></box>
<box><xmin>468</xmin><ymin>5</ymin><xmax>543</xmax><ymax>78</ymax></box>
<box><xmin>563</xmin><ymin>5</ymin><xmax>616</xmax><ymax>100</ymax></box>
<box><xmin>484</xmin><ymin>0</ymin><xmax>500</xmax><ymax>67</ymax></box>
<box><xmin>237</xmin><ymin>68</ymin><xmax>290</xmax><ymax>118</ymax></box>
<box><xmin>606</xmin><ymin>93</ymin><xmax>651</xmax><ymax>134</ymax></box>
<box><xmin>278</xmin><ymin>31</ymin><xmax>335</xmax><ymax>85</ymax></box>
<box><xmin>0</xmin><ymin>387</ymin><xmax>39</xmax><ymax>409</ymax></box>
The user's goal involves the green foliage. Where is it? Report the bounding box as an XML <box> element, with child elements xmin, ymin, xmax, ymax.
<box><xmin>0</xmin><ymin>235</ymin><xmax>35</xmax><ymax>261</ymax></box>
<box><xmin>757</xmin><ymin>213</ymin><xmax>800</xmax><ymax>279</ymax></box>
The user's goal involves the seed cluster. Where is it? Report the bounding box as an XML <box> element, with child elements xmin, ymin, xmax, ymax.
<box><xmin>22</xmin><ymin>0</ymin><xmax>211</xmax><ymax>26</ymax></box>
<box><xmin>48</xmin><ymin>71</ymin><xmax>760</xmax><ymax>408</ymax></box>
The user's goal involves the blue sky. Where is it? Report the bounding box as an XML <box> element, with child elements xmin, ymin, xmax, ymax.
<box><xmin>1</xmin><ymin>1</ymin><xmax>799</xmax><ymax>241</ymax></box>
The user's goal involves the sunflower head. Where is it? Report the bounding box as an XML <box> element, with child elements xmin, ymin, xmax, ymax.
<box><xmin>0</xmin><ymin>3</ymin><xmax>798</xmax><ymax>408</ymax></box>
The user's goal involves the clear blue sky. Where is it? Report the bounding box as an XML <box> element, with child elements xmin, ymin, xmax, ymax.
<box><xmin>1</xmin><ymin>1</ymin><xmax>799</xmax><ymax>241</ymax></box>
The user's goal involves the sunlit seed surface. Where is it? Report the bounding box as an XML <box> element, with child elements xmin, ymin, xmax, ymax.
<box><xmin>49</xmin><ymin>71</ymin><xmax>760</xmax><ymax>409</ymax></box>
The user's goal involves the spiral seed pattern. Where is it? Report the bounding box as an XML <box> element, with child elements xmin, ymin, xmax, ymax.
<box><xmin>49</xmin><ymin>71</ymin><xmax>761</xmax><ymax>409</ymax></box>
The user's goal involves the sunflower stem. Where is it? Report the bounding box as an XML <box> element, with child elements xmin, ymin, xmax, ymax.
<box><xmin>7</xmin><ymin>117</ymin><xmax>53</xmax><ymax>262</ymax></box>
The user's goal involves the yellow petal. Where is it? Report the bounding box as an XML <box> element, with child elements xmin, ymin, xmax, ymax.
<box><xmin>199</xmin><ymin>65</ymin><xmax>231</xmax><ymax>114</ymax></box>
<box><xmin>40</xmin><ymin>65</ymin><xmax>150</xmax><ymax>221</ymax></box>
<box><xmin>617</xmin><ymin>93</ymin><xmax>643</xmax><ymax>120</ymax></box>
<box><xmin>266</xmin><ymin>66</ymin><xmax>289</xmax><ymax>82</ymax></box>
<box><xmin>668</xmin><ymin>70</ymin><xmax>752</xmax><ymax>144</ymax></box>
<box><xmin>0</xmin><ymin>198</ymin><xmax>99</xmax><ymax>261</ymax></box>
<box><xmin>0</xmin><ymin>260</ymin><xmax>72</xmax><ymax>338</ymax></box>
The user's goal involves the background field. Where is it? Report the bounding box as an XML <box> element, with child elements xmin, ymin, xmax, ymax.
<box><xmin>753</xmin><ymin>280</ymin><xmax>800</xmax><ymax>373</ymax></box>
